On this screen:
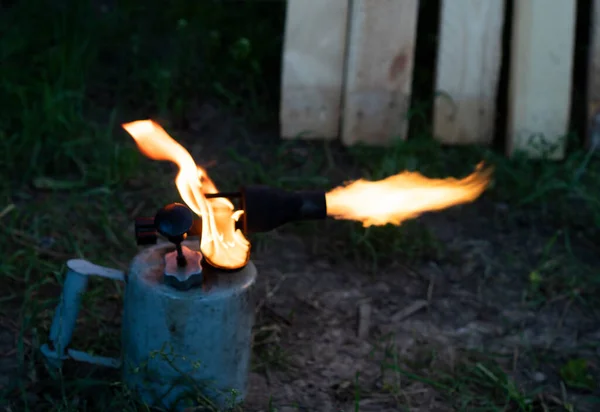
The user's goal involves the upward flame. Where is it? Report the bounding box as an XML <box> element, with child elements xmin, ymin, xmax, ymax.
<box><xmin>326</xmin><ymin>163</ymin><xmax>492</xmax><ymax>227</ymax></box>
<box><xmin>122</xmin><ymin>120</ymin><xmax>250</xmax><ymax>270</ymax></box>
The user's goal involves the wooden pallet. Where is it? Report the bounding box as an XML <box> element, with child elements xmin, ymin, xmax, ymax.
<box><xmin>281</xmin><ymin>0</ymin><xmax>581</xmax><ymax>160</ymax></box>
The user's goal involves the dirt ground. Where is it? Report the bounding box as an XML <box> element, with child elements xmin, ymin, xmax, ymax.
<box><xmin>241</xmin><ymin>202</ymin><xmax>599</xmax><ymax>412</ymax></box>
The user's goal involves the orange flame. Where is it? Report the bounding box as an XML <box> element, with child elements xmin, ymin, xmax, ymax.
<box><xmin>122</xmin><ymin>120</ymin><xmax>250</xmax><ymax>270</ymax></box>
<box><xmin>325</xmin><ymin>163</ymin><xmax>493</xmax><ymax>227</ymax></box>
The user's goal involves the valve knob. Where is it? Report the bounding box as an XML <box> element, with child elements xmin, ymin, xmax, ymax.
<box><xmin>154</xmin><ymin>203</ymin><xmax>194</xmax><ymax>243</ymax></box>
<box><xmin>154</xmin><ymin>203</ymin><xmax>194</xmax><ymax>268</ymax></box>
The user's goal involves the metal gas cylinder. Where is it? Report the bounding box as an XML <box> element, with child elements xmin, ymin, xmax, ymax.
<box><xmin>122</xmin><ymin>241</ymin><xmax>257</xmax><ymax>410</ymax></box>
<box><xmin>40</xmin><ymin>204</ymin><xmax>258</xmax><ymax>411</ymax></box>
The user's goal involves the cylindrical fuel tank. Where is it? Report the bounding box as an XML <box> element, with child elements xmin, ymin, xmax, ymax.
<box><xmin>121</xmin><ymin>241</ymin><xmax>257</xmax><ymax>411</ymax></box>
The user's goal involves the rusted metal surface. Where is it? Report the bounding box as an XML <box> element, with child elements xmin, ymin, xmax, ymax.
<box><xmin>122</xmin><ymin>241</ymin><xmax>257</xmax><ymax>410</ymax></box>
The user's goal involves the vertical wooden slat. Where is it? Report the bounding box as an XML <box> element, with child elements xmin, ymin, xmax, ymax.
<box><xmin>280</xmin><ymin>0</ymin><xmax>350</xmax><ymax>140</ymax></box>
<box><xmin>341</xmin><ymin>0</ymin><xmax>419</xmax><ymax>146</ymax></box>
<box><xmin>506</xmin><ymin>0</ymin><xmax>576</xmax><ymax>159</ymax></box>
<box><xmin>587</xmin><ymin>0</ymin><xmax>600</xmax><ymax>149</ymax></box>
<box><xmin>433</xmin><ymin>0</ymin><xmax>505</xmax><ymax>145</ymax></box>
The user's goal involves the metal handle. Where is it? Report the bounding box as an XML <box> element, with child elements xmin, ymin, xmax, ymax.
<box><xmin>40</xmin><ymin>259</ymin><xmax>125</xmax><ymax>369</ymax></box>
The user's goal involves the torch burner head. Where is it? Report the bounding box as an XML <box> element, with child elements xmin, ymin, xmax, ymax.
<box><xmin>133</xmin><ymin>185</ymin><xmax>327</xmax><ymax>273</ymax></box>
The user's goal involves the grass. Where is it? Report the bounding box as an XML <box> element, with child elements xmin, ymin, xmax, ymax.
<box><xmin>1</xmin><ymin>0</ymin><xmax>599</xmax><ymax>411</ymax></box>
<box><xmin>367</xmin><ymin>334</ymin><xmax>599</xmax><ymax>412</ymax></box>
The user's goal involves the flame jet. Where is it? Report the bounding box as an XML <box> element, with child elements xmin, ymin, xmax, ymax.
<box><xmin>325</xmin><ymin>163</ymin><xmax>492</xmax><ymax>227</ymax></box>
<box><xmin>123</xmin><ymin>120</ymin><xmax>493</xmax><ymax>269</ymax></box>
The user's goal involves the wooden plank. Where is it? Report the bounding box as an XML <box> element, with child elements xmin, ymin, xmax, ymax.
<box><xmin>341</xmin><ymin>0</ymin><xmax>419</xmax><ymax>146</ymax></box>
<box><xmin>506</xmin><ymin>0</ymin><xmax>576</xmax><ymax>159</ymax></box>
<box><xmin>587</xmin><ymin>0</ymin><xmax>600</xmax><ymax>149</ymax></box>
<box><xmin>280</xmin><ymin>0</ymin><xmax>350</xmax><ymax>139</ymax></box>
<box><xmin>433</xmin><ymin>0</ymin><xmax>505</xmax><ymax>145</ymax></box>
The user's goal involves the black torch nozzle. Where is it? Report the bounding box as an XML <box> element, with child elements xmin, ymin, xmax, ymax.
<box><xmin>237</xmin><ymin>185</ymin><xmax>327</xmax><ymax>233</ymax></box>
<box><xmin>134</xmin><ymin>186</ymin><xmax>327</xmax><ymax>247</ymax></box>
